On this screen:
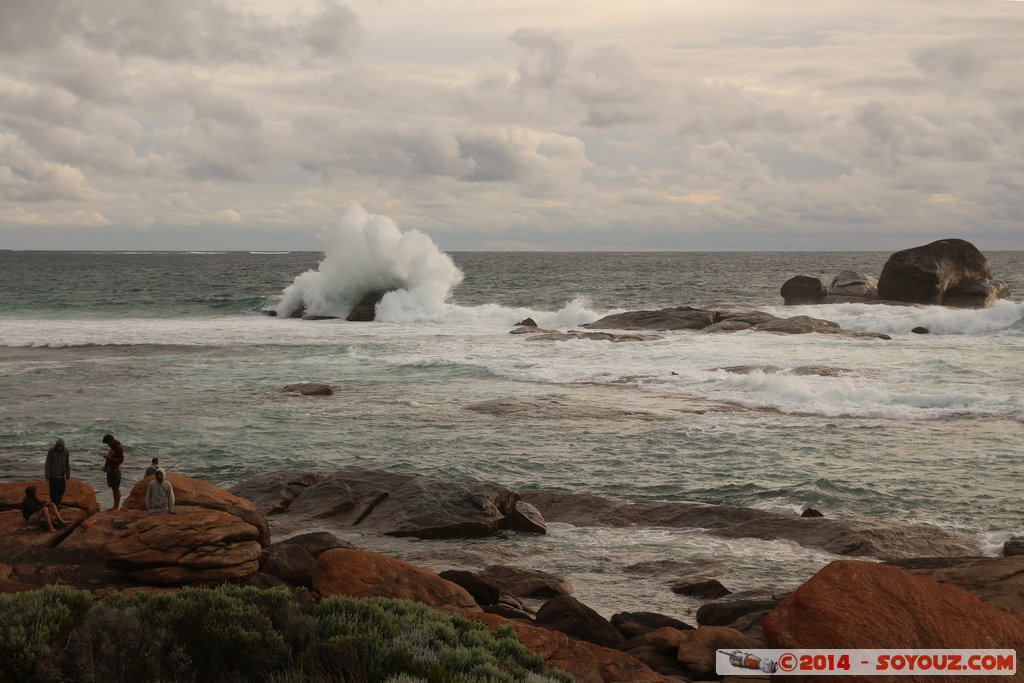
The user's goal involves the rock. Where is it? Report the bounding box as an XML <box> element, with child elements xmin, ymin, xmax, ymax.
<box><xmin>800</xmin><ymin>507</ymin><xmax>824</xmax><ymax>518</ymax></box>
<box><xmin>312</xmin><ymin>547</ymin><xmax>479</xmax><ymax>611</ymax></box>
<box><xmin>300</xmin><ymin>314</ymin><xmax>338</xmax><ymax>321</ymax></box>
<box><xmin>944</xmin><ymin>278</ymin><xmax>1011</xmax><ymax>308</ymax></box>
<box><xmin>619</xmin><ymin>644</ymin><xmax>684</xmax><ymax>675</ymax></box>
<box><xmin>0</xmin><ymin>508</ymin><xmax>90</xmax><ymax>552</ymax></box>
<box><xmin>671</xmin><ymin>578</ymin><xmax>731</xmax><ymax>599</ymax></box>
<box><xmin>467</xmin><ymin>397</ymin><xmax>658</xmax><ymax>421</ymax></box>
<box><xmin>478</xmin><ymin>564</ymin><xmax>573</xmax><ymax>599</ymax></box>
<box><xmin>886</xmin><ymin>555</ymin><xmax>1024</xmax><ymax>622</ymax></box>
<box><xmin>281</xmin><ymin>382</ymin><xmax>333</xmax><ymax>396</ymax></box>
<box><xmin>524</xmin><ymin>331</ymin><xmax>660</xmax><ymax>342</ymax></box>
<box><xmin>1005</xmin><ymin>538</ymin><xmax>1024</xmax><ymax>557</ymax></box>
<box><xmin>509</xmin><ymin>326</ymin><xmax>560</xmax><ymax>334</ymax></box>
<box><xmin>98</xmin><ymin>509</ymin><xmax>263</xmax><ymax>585</ymax></box>
<box><xmin>911</xmin><ymin>326</ymin><xmax>930</xmax><ymax>334</ymax></box>
<box><xmin>697</xmin><ymin>597</ymin><xmax>783</xmax><ymax>627</ymax></box>
<box><xmin>611</xmin><ymin>612</ymin><xmax>693</xmax><ymax>639</ymax></box>
<box><xmin>505</xmin><ymin>500</ymin><xmax>547</xmax><ymax>533</ymax></box>
<box><xmin>439</xmin><ymin>569</ymin><xmax>501</xmax><ymax>606</ymax></box>
<box><xmin>780</xmin><ymin>276</ymin><xmax>827</xmax><ymax>305</ymax></box>
<box><xmin>522</xmin><ymin>489</ymin><xmax>979</xmax><ymax>559</ymax></box>
<box><xmin>124</xmin><ymin>473</ymin><xmax>270</xmax><ymax>546</ymax></box>
<box><xmin>877</xmin><ymin>238</ymin><xmax>1008</xmax><ymax>306</ymax></box>
<box><xmin>763</xmin><ymin>560</ymin><xmax>1024</xmax><ymax>655</ymax></box>
<box><xmin>643</xmin><ymin>626</ymin><xmax>687</xmax><ymax>651</ymax></box>
<box><xmin>0</xmin><ymin>479</ymin><xmax>99</xmax><ymax>517</ymax></box>
<box><xmin>470</xmin><ymin>612</ymin><xmax>666</xmax><ymax>683</ymax></box>
<box><xmin>585</xmin><ymin>306</ymin><xmax>716</xmax><ymax>331</ymax></box>
<box><xmin>826</xmin><ymin>271</ymin><xmax>878</xmax><ymax>301</ymax></box>
<box><xmin>346</xmin><ymin>289</ymin><xmax>392</xmax><ymax>321</ymax></box>
<box><xmin>260</xmin><ymin>542</ymin><xmax>318</xmax><ymax>588</ymax></box>
<box><xmin>516</xmin><ymin>317</ymin><xmax>538</xmax><ymax>327</ymax></box>
<box><xmin>535</xmin><ymin>595</ymin><xmax>626</xmax><ymax>648</ymax></box>
<box><xmin>278</xmin><ymin>531</ymin><xmax>352</xmax><ymax>557</ymax></box>
<box><xmin>483</xmin><ymin>603</ymin><xmax>536</xmax><ymax>622</ymax></box>
<box><xmin>677</xmin><ymin>627</ymin><xmax>762</xmax><ymax>677</ymax></box>
<box><xmin>230</xmin><ymin>470</ymin><xmax>323</xmax><ymax>515</ymax></box>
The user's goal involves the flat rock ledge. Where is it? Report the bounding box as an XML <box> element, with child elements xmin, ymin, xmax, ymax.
<box><xmin>582</xmin><ymin>306</ymin><xmax>890</xmax><ymax>340</ymax></box>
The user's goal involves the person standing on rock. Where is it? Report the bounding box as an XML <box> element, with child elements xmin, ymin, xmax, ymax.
<box><xmin>102</xmin><ymin>433</ymin><xmax>125</xmax><ymax>511</ymax></box>
<box><xmin>22</xmin><ymin>485</ymin><xmax>67</xmax><ymax>532</ymax></box>
<box><xmin>145</xmin><ymin>468</ymin><xmax>175</xmax><ymax>515</ymax></box>
<box><xmin>44</xmin><ymin>438</ymin><xmax>71</xmax><ymax>507</ymax></box>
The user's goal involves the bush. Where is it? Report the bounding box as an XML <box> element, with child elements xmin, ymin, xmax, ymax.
<box><xmin>0</xmin><ymin>586</ymin><xmax>573</xmax><ymax>683</ymax></box>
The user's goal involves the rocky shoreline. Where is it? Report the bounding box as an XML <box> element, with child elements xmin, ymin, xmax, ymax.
<box><xmin>3</xmin><ymin>468</ymin><xmax>1023</xmax><ymax>682</ymax></box>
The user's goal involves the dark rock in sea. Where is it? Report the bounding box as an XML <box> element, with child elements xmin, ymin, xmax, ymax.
<box><xmin>886</xmin><ymin>555</ymin><xmax>1024</xmax><ymax>622</ymax></box>
<box><xmin>610</xmin><ymin>612</ymin><xmax>693</xmax><ymax>639</ymax></box>
<box><xmin>911</xmin><ymin>326</ymin><xmax>930</xmax><ymax>334</ymax></box>
<box><xmin>764</xmin><ymin>560</ymin><xmax>1024</xmax><ymax>652</ymax></box>
<box><xmin>289</xmin><ymin>307</ymin><xmax>305</xmax><ymax>318</ymax></box>
<box><xmin>516</xmin><ymin>317</ymin><xmax>538</xmax><ymax>327</ymax></box>
<box><xmin>671</xmin><ymin>578</ymin><xmax>731</xmax><ymax>599</ymax></box>
<box><xmin>535</xmin><ymin>595</ymin><xmax>626</xmax><ymax>648</ymax></box>
<box><xmin>263</xmin><ymin>309</ymin><xmax>278</xmax><ymax>317</ymax></box>
<box><xmin>278</xmin><ymin>531</ymin><xmax>352</xmax><ymax>557</ymax></box>
<box><xmin>584</xmin><ymin>306</ymin><xmax>716</xmax><ymax>331</ymax></box>
<box><xmin>281</xmin><ymin>382</ymin><xmax>333</xmax><ymax>396</ymax></box>
<box><xmin>301</xmin><ymin>314</ymin><xmax>339</xmax><ymax>320</ymax></box>
<box><xmin>505</xmin><ymin>500</ymin><xmax>547</xmax><ymax>534</ymax></box>
<box><xmin>800</xmin><ymin>507</ymin><xmax>824</xmax><ymax>518</ymax></box>
<box><xmin>439</xmin><ymin>569</ymin><xmax>501</xmax><ymax>606</ymax></box>
<box><xmin>877</xmin><ymin>238</ymin><xmax>1010</xmax><ymax>307</ymax></box>
<box><xmin>260</xmin><ymin>542</ymin><xmax>318</xmax><ymax>588</ymax></box>
<box><xmin>717</xmin><ymin>365</ymin><xmax>850</xmax><ymax>378</ymax></box>
<box><xmin>1004</xmin><ymin>537</ymin><xmax>1024</xmax><ymax>557</ymax></box>
<box><xmin>697</xmin><ymin>596</ymin><xmax>784</xmax><ymax>627</ymax></box>
<box><xmin>524</xmin><ymin>330</ymin><xmax>660</xmax><ymax>342</ymax></box>
<box><xmin>466</xmin><ymin>397</ymin><xmax>661</xmax><ymax>421</ymax></box>
<box><xmin>521</xmin><ymin>489</ymin><xmax>979</xmax><ymax>558</ymax></box>
<box><xmin>780</xmin><ymin>275</ymin><xmax>827</xmax><ymax>305</ymax></box>
<box><xmin>478</xmin><ymin>564</ymin><xmax>573</xmax><ymax>598</ymax></box>
<box><xmin>231</xmin><ymin>468</ymin><xmax>546</xmax><ymax>539</ymax></box>
<box><xmin>825</xmin><ymin>271</ymin><xmax>878</xmax><ymax>302</ymax></box>
<box><xmin>509</xmin><ymin>326</ymin><xmax>560</xmax><ymax>334</ymax></box>
<box><xmin>346</xmin><ymin>289</ymin><xmax>393</xmax><ymax>321</ymax></box>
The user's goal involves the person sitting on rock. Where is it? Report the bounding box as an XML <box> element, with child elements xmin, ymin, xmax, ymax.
<box><xmin>22</xmin><ymin>485</ymin><xmax>67</xmax><ymax>532</ymax></box>
<box><xmin>145</xmin><ymin>468</ymin><xmax>175</xmax><ymax>515</ymax></box>
<box><xmin>144</xmin><ymin>457</ymin><xmax>160</xmax><ymax>478</ymax></box>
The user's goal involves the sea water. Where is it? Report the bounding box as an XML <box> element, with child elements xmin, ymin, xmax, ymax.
<box><xmin>1</xmin><ymin>210</ymin><xmax>1022</xmax><ymax>618</ymax></box>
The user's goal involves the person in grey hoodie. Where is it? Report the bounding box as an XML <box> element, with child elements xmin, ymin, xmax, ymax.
<box><xmin>145</xmin><ymin>468</ymin><xmax>175</xmax><ymax>515</ymax></box>
<box><xmin>44</xmin><ymin>438</ymin><xmax>71</xmax><ymax>507</ymax></box>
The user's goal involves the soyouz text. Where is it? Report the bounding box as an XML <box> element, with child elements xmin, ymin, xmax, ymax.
<box><xmin>715</xmin><ymin>649</ymin><xmax>1016</xmax><ymax>676</ymax></box>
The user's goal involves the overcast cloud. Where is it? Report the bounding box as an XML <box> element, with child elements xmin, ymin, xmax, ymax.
<box><xmin>1</xmin><ymin>0</ymin><xmax>1023</xmax><ymax>250</ymax></box>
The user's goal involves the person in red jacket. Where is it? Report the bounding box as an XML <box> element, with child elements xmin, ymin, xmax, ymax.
<box><xmin>102</xmin><ymin>434</ymin><xmax>125</xmax><ymax>510</ymax></box>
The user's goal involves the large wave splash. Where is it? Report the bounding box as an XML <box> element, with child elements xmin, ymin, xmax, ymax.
<box><xmin>275</xmin><ymin>204</ymin><xmax>464</xmax><ymax>319</ymax></box>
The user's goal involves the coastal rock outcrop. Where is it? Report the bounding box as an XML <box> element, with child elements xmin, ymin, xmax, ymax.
<box><xmin>887</xmin><ymin>555</ymin><xmax>1024</xmax><ymax>622</ymax></box>
<box><xmin>877</xmin><ymin>238</ymin><xmax>1010</xmax><ymax>307</ymax></box>
<box><xmin>763</xmin><ymin>560</ymin><xmax>1024</xmax><ymax>657</ymax></box>
<box><xmin>584</xmin><ymin>306</ymin><xmax>717</xmax><ymax>331</ymax></box>
<box><xmin>780</xmin><ymin>276</ymin><xmax>826</xmax><ymax>305</ymax></box>
<box><xmin>478</xmin><ymin>564</ymin><xmax>574</xmax><ymax>599</ymax></box>
<box><xmin>825</xmin><ymin>271</ymin><xmax>878</xmax><ymax>302</ymax></box>
<box><xmin>281</xmin><ymin>382</ymin><xmax>333</xmax><ymax>396</ymax></box>
<box><xmin>0</xmin><ymin>480</ymin><xmax>99</xmax><ymax>551</ymax></box>
<box><xmin>231</xmin><ymin>468</ymin><xmax>545</xmax><ymax>539</ymax></box>
<box><xmin>345</xmin><ymin>289</ymin><xmax>393</xmax><ymax>321</ymax></box>
<box><xmin>535</xmin><ymin>595</ymin><xmax>626</xmax><ymax>648</ymax></box>
<box><xmin>313</xmin><ymin>547</ymin><xmax>480</xmax><ymax>611</ymax></box>
<box><xmin>124</xmin><ymin>472</ymin><xmax>270</xmax><ymax>546</ymax></box>
<box><xmin>97</xmin><ymin>509</ymin><xmax>263</xmax><ymax>585</ymax></box>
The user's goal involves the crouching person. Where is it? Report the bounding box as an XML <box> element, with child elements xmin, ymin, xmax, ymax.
<box><xmin>145</xmin><ymin>468</ymin><xmax>175</xmax><ymax>515</ymax></box>
<box><xmin>22</xmin><ymin>485</ymin><xmax>67</xmax><ymax>532</ymax></box>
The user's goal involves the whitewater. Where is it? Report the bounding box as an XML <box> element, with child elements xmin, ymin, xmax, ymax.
<box><xmin>1</xmin><ymin>206</ymin><xmax>1022</xmax><ymax>616</ymax></box>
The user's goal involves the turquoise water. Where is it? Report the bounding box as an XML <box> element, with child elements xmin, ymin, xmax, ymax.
<box><xmin>1</xmin><ymin>249</ymin><xmax>1022</xmax><ymax>615</ymax></box>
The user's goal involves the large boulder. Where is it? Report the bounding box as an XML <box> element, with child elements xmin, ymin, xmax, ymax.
<box><xmin>0</xmin><ymin>480</ymin><xmax>99</xmax><ymax>552</ymax></box>
<box><xmin>478</xmin><ymin>564</ymin><xmax>574</xmax><ymax>598</ymax></box>
<box><xmin>943</xmin><ymin>278</ymin><xmax>1011</xmax><ymax>308</ymax></box>
<box><xmin>0</xmin><ymin>479</ymin><xmax>99</xmax><ymax>517</ymax></box>
<box><xmin>124</xmin><ymin>472</ymin><xmax>270</xmax><ymax>546</ymax></box>
<box><xmin>97</xmin><ymin>509</ymin><xmax>263</xmax><ymax>585</ymax></box>
<box><xmin>763</xmin><ymin>560</ymin><xmax>1024</xmax><ymax>656</ymax></box>
<box><xmin>439</xmin><ymin>569</ymin><xmax>501</xmax><ymax>606</ymax></box>
<box><xmin>825</xmin><ymin>271</ymin><xmax>878</xmax><ymax>302</ymax></box>
<box><xmin>611</xmin><ymin>612</ymin><xmax>693</xmax><ymax>639</ymax></box>
<box><xmin>877</xmin><ymin>238</ymin><xmax>1009</xmax><ymax>307</ymax></box>
<box><xmin>231</xmin><ymin>468</ymin><xmax>546</xmax><ymax>539</ymax></box>
<box><xmin>345</xmin><ymin>289</ymin><xmax>392</xmax><ymax>321</ymax></box>
<box><xmin>780</xmin><ymin>276</ymin><xmax>827</xmax><ymax>305</ymax></box>
<box><xmin>584</xmin><ymin>306</ymin><xmax>717</xmax><ymax>331</ymax></box>
<box><xmin>535</xmin><ymin>595</ymin><xmax>626</xmax><ymax>648</ymax></box>
<box><xmin>260</xmin><ymin>542</ymin><xmax>319</xmax><ymax>588</ymax></box>
<box><xmin>313</xmin><ymin>547</ymin><xmax>479</xmax><ymax>611</ymax></box>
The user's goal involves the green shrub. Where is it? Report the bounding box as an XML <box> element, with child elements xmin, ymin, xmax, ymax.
<box><xmin>0</xmin><ymin>586</ymin><xmax>92</xmax><ymax>683</ymax></box>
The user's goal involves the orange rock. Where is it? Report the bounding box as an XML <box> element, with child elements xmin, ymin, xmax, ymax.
<box><xmin>0</xmin><ymin>507</ymin><xmax>91</xmax><ymax>553</ymax></box>
<box><xmin>313</xmin><ymin>547</ymin><xmax>480</xmax><ymax>611</ymax></box>
<box><xmin>763</xmin><ymin>560</ymin><xmax>1024</xmax><ymax>681</ymax></box>
<box><xmin>123</xmin><ymin>473</ymin><xmax>269</xmax><ymax>546</ymax></box>
<box><xmin>0</xmin><ymin>479</ymin><xmax>99</xmax><ymax>516</ymax></box>
<box><xmin>98</xmin><ymin>509</ymin><xmax>262</xmax><ymax>585</ymax></box>
<box><xmin>470</xmin><ymin>612</ymin><xmax>668</xmax><ymax>683</ymax></box>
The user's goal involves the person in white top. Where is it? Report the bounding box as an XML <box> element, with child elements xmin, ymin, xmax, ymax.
<box><xmin>145</xmin><ymin>468</ymin><xmax>175</xmax><ymax>515</ymax></box>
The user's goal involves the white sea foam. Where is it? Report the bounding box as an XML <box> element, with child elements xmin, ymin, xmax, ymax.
<box><xmin>275</xmin><ymin>204</ymin><xmax>464</xmax><ymax>318</ymax></box>
<box><xmin>762</xmin><ymin>300</ymin><xmax>1024</xmax><ymax>336</ymax></box>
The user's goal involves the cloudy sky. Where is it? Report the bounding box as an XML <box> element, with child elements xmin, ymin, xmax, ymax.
<box><xmin>2</xmin><ymin>0</ymin><xmax>1023</xmax><ymax>251</ymax></box>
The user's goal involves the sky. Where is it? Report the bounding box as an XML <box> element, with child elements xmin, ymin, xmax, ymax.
<box><xmin>1</xmin><ymin>0</ymin><xmax>1023</xmax><ymax>251</ymax></box>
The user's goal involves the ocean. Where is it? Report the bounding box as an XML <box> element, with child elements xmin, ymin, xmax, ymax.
<box><xmin>1</xmin><ymin>222</ymin><xmax>1022</xmax><ymax>619</ymax></box>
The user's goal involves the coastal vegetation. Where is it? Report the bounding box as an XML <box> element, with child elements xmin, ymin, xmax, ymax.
<box><xmin>0</xmin><ymin>585</ymin><xmax>572</xmax><ymax>683</ymax></box>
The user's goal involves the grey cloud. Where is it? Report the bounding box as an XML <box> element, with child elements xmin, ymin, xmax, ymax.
<box><xmin>510</xmin><ymin>28</ymin><xmax>571</xmax><ymax>90</ymax></box>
